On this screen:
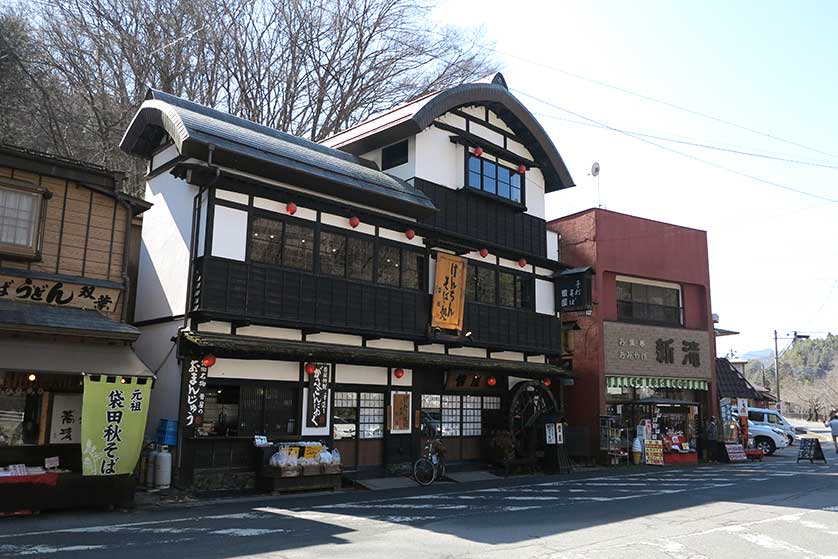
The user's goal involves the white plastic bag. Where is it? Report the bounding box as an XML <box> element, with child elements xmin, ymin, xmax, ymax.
<box><xmin>330</xmin><ymin>448</ymin><xmax>341</xmax><ymax>465</ymax></box>
<box><xmin>318</xmin><ymin>449</ymin><xmax>332</xmax><ymax>464</ymax></box>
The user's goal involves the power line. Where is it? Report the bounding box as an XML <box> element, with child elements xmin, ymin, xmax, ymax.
<box><xmin>513</xmin><ymin>88</ymin><xmax>838</xmax><ymax>204</ymax></box>
<box><xmin>494</xmin><ymin>49</ymin><xmax>838</xmax><ymax>162</ymax></box>
<box><xmin>534</xmin><ymin>111</ymin><xmax>838</xmax><ymax>170</ymax></box>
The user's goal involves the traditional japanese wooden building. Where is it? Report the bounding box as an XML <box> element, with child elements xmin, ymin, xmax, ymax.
<box><xmin>0</xmin><ymin>144</ymin><xmax>151</xmax><ymax>512</ymax></box>
<box><xmin>121</xmin><ymin>73</ymin><xmax>576</xmax><ymax>491</ymax></box>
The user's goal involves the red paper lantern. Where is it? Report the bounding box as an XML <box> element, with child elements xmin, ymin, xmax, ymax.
<box><xmin>394</xmin><ymin>368</ymin><xmax>405</xmax><ymax>379</ymax></box>
<box><xmin>286</xmin><ymin>202</ymin><xmax>297</xmax><ymax>215</ymax></box>
<box><xmin>304</xmin><ymin>362</ymin><xmax>317</xmax><ymax>375</ymax></box>
<box><xmin>479</xmin><ymin>248</ymin><xmax>489</xmax><ymax>258</ymax></box>
<box><xmin>201</xmin><ymin>354</ymin><xmax>217</xmax><ymax>368</ymax></box>
<box><xmin>542</xmin><ymin>378</ymin><xmax>552</xmax><ymax>387</ymax></box>
<box><xmin>473</xmin><ymin>146</ymin><xmax>484</xmax><ymax>157</ymax></box>
<box><xmin>518</xmin><ymin>258</ymin><xmax>527</xmax><ymax>268</ymax></box>
<box><xmin>349</xmin><ymin>216</ymin><xmax>361</xmax><ymax>228</ymax></box>
<box><xmin>517</xmin><ymin>164</ymin><xmax>527</xmax><ymax>174</ymax></box>
<box><xmin>487</xmin><ymin>376</ymin><xmax>497</xmax><ymax>387</ymax></box>
<box><xmin>405</xmin><ymin>229</ymin><xmax>416</xmax><ymax>240</ymax></box>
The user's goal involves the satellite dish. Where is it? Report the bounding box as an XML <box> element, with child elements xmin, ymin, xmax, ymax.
<box><xmin>590</xmin><ymin>162</ymin><xmax>600</xmax><ymax>177</ymax></box>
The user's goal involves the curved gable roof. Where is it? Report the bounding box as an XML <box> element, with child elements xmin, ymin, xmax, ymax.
<box><xmin>120</xmin><ymin>90</ymin><xmax>437</xmax><ymax>218</ymax></box>
<box><xmin>322</xmin><ymin>73</ymin><xmax>575</xmax><ymax>192</ymax></box>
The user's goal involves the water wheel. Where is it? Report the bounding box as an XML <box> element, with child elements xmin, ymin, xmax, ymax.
<box><xmin>508</xmin><ymin>380</ymin><xmax>558</xmax><ymax>458</ymax></box>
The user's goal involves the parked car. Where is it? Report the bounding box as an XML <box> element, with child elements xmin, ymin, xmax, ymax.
<box><xmin>747</xmin><ymin>420</ymin><xmax>789</xmax><ymax>455</ymax></box>
<box><xmin>734</xmin><ymin>407</ymin><xmax>797</xmax><ymax>446</ymax></box>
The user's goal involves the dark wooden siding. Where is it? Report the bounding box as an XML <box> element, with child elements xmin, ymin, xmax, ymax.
<box><xmin>464</xmin><ymin>302</ymin><xmax>561</xmax><ymax>354</ymax></box>
<box><xmin>198</xmin><ymin>256</ymin><xmax>430</xmax><ymax>339</ymax></box>
<box><xmin>415</xmin><ymin>178</ymin><xmax>547</xmax><ymax>257</ymax></box>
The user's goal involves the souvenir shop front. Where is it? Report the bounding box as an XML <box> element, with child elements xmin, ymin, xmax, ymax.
<box><xmin>0</xmin><ymin>333</ymin><xmax>153</xmax><ymax>514</ymax></box>
<box><xmin>175</xmin><ymin>331</ymin><xmax>569</xmax><ymax>491</ymax></box>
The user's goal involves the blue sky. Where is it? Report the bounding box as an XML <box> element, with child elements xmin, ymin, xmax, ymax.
<box><xmin>433</xmin><ymin>0</ymin><xmax>838</xmax><ymax>356</ymax></box>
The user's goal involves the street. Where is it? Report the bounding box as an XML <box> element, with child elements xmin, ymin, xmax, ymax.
<box><xmin>1</xmin><ymin>450</ymin><xmax>836</xmax><ymax>558</ymax></box>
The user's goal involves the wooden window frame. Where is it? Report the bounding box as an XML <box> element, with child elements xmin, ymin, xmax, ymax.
<box><xmin>0</xmin><ymin>178</ymin><xmax>49</xmax><ymax>261</ymax></box>
<box><xmin>466</xmin><ymin>261</ymin><xmax>535</xmax><ymax>311</ymax></box>
<box><xmin>465</xmin><ymin>153</ymin><xmax>525</xmax><ymax>206</ymax></box>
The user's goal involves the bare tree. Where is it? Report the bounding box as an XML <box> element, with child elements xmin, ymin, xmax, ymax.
<box><xmin>2</xmin><ymin>0</ymin><xmax>497</xmax><ymax>193</ymax></box>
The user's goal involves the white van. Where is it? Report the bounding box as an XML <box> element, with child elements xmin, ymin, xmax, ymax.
<box><xmin>744</xmin><ymin>407</ymin><xmax>796</xmax><ymax>445</ymax></box>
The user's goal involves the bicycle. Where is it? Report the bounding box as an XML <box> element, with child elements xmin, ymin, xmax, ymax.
<box><xmin>413</xmin><ymin>438</ymin><xmax>446</xmax><ymax>486</ymax></box>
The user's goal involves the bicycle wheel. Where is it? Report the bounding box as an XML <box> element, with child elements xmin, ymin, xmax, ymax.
<box><xmin>414</xmin><ymin>457</ymin><xmax>436</xmax><ymax>486</ymax></box>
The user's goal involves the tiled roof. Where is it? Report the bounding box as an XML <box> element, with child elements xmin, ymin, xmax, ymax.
<box><xmin>0</xmin><ymin>300</ymin><xmax>139</xmax><ymax>340</ymax></box>
<box><xmin>716</xmin><ymin>357</ymin><xmax>761</xmax><ymax>400</ymax></box>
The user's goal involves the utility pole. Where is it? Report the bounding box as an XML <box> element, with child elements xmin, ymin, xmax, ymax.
<box><xmin>774</xmin><ymin>330</ymin><xmax>781</xmax><ymax>403</ymax></box>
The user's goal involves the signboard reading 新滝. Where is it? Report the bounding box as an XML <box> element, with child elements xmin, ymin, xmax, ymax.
<box><xmin>81</xmin><ymin>376</ymin><xmax>151</xmax><ymax>476</ymax></box>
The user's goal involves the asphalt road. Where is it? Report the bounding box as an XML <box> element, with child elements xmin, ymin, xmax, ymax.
<box><xmin>1</xmin><ymin>449</ymin><xmax>837</xmax><ymax>558</ymax></box>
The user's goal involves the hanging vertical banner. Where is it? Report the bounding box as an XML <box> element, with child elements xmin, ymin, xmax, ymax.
<box><xmin>81</xmin><ymin>376</ymin><xmax>151</xmax><ymax>476</ymax></box>
<box><xmin>49</xmin><ymin>393</ymin><xmax>82</xmax><ymax>444</ymax></box>
<box><xmin>184</xmin><ymin>360</ymin><xmax>209</xmax><ymax>428</ymax></box>
<box><xmin>306</xmin><ymin>364</ymin><xmax>330</xmax><ymax>428</ymax></box>
<box><xmin>391</xmin><ymin>391</ymin><xmax>411</xmax><ymax>433</ymax></box>
<box><xmin>431</xmin><ymin>252</ymin><xmax>467</xmax><ymax>330</ymax></box>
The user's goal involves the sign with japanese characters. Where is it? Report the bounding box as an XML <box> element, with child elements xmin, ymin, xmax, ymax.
<box><xmin>49</xmin><ymin>393</ymin><xmax>82</xmax><ymax>445</ymax></box>
<box><xmin>644</xmin><ymin>439</ymin><xmax>665</xmax><ymax>465</ymax></box>
<box><xmin>431</xmin><ymin>253</ymin><xmax>467</xmax><ymax>330</ymax></box>
<box><xmin>391</xmin><ymin>391</ymin><xmax>411</xmax><ymax>433</ymax></box>
<box><xmin>306</xmin><ymin>364</ymin><xmax>330</xmax><ymax>428</ymax></box>
<box><xmin>557</xmin><ymin>270</ymin><xmax>592</xmax><ymax>312</ymax></box>
<box><xmin>81</xmin><ymin>376</ymin><xmax>151</xmax><ymax>476</ymax></box>
<box><xmin>0</xmin><ymin>273</ymin><xmax>120</xmax><ymax>314</ymax></box>
<box><xmin>604</xmin><ymin>322</ymin><xmax>711</xmax><ymax>381</ymax></box>
<box><xmin>184</xmin><ymin>360</ymin><xmax>209</xmax><ymax>428</ymax></box>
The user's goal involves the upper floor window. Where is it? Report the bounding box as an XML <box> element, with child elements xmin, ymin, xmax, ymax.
<box><xmin>319</xmin><ymin>230</ymin><xmax>374</xmax><ymax>281</ymax></box>
<box><xmin>377</xmin><ymin>242</ymin><xmax>425</xmax><ymax>290</ymax></box>
<box><xmin>466</xmin><ymin>263</ymin><xmax>534</xmax><ymax>310</ymax></box>
<box><xmin>0</xmin><ymin>184</ymin><xmax>44</xmax><ymax>259</ymax></box>
<box><xmin>467</xmin><ymin>155</ymin><xmax>522</xmax><ymax>204</ymax></box>
<box><xmin>381</xmin><ymin>141</ymin><xmax>408</xmax><ymax>171</ymax></box>
<box><xmin>250</xmin><ymin>216</ymin><xmax>314</xmax><ymax>271</ymax></box>
<box><xmin>616</xmin><ymin>280</ymin><xmax>682</xmax><ymax>327</ymax></box>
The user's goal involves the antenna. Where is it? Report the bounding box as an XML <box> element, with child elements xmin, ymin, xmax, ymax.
<box><xmin>588</xmin><ymin>162</ymin><xmax>602</xmax><ymax>208</ymax></box>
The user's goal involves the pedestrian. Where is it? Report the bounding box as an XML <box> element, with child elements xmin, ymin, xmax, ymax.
<box><xmin>705</xmin><ymin>416</ymin><xmax>719</xmax><ymax>462</ymax></box>
<box><xmin>825</xmin><ymin>414</ymin><xmax>838</xmax><ymax>453</ymax></box>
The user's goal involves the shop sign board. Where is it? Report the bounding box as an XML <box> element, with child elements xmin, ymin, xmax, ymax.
<box><xmin>556</xmin><ymin>422</ymin><xmax>564</xmax><ymax>445</ymax></box>
<box><xmin>797</xmin><ymin>438</ymin><xmax>827</xmax><ymax>464</ymax></box>
<box><xmin>736</xmin><ymin>398</ymin><xmax>748</xmax><ymax>415</ymax></box>
<box><xmin>644</xmin><ymin>439</ymin><xmax>664</xmax><ymax>465</ymax></box>
<box><xmin>49</xmin><ymin>393</ymin><xmax>82</xmax><ymax>444</ymax></box>
<box><xmin>391</xmin><ymin>391</ymin><xmax>411</xmax><ymax>433</ymax></box>
<box><xmin>306</xmin><ymin>364</ymin><xmax>330</xmax><ymax>428</ymax></box>
<box><xmin>724</xmin><ymin>443</ymin><xmax>747</xmax><ymax>462</ymax></box>
<box><xmin>431</xmin><ymin>253</ymin><xmax>467</xmax><ymax>330</ymax></box>
<box><xmin>545</xmin><ymin>422</ymin><xmax>557</xmax><ymax>445</ymax></box>
<box><xmin>557</xmin><ymin>269</ymin><xmax>592</xmax><ymax>312</ymax></box>
<box><xmin>0</xmin><ymin>272</ymin><xmax>120</xmax><ymax>315</ymax></box>
<box><xmin>184</xmin><ymin>360</ymin><xmax>209</xmax><ymax>428</ymax></box>
<box><xmin>604</xmin><ymin>322</ymin><xmax>711</xmax><ymax>381</ymax></box>
<box><xmin>81</xmin><ymin>376</ymin><xmax>151</xmax><ymax>476</ymax></box>
<box><xmin>302</xmin><ymin>444</ymin><xmax>323</xmax><ymax>459</ymax></box>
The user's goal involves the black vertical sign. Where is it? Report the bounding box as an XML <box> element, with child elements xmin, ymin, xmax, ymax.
<box><xmin>185</xmin><ymin>359</ymin><xmax>209</xmax><ymax>429</ymax></box>
<box><xmin>307</xmin><ymin>364</ymin><xmax>330</xmax><ymax>428</ymax></box>
<box><xmin>557</xmin><ymin>268</ymin><xmax>592</xmax><ymax>312</ymax></box>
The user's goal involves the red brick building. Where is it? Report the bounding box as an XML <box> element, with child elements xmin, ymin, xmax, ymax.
<box><xmin>549</xmin><ymin>208</ymin><xmax>718</xmax><ymax>463</ymax></box>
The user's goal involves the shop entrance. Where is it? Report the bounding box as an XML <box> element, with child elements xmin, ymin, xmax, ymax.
<box><xmin>331</xmin><ymin>390</ymin><xmax>385</xmax><ymax>471</ymax></box>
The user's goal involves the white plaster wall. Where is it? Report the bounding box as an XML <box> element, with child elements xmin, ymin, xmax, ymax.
<box><xmin>306</xmin><ymin>333</ymin><xmax>363</xmax><ymax>346</ymax></box>
<box><xmin>414</xmin><ymin>126</ymin><xmax>463</xmax><ymax>189</ymax></box>
<box><xmin>366</xmin><ymin>339</ymin><xmax>415</xmax><ymax>351</ymax></box>
<box><xmin>463</xmin><ymin>250</ymin><xmax>497</xmax><ymax>265</ymax></box>
<box><xmin>215</xmin><ymin>189</ymin><xmax>249</xmax><ymax>205</ymax></box>
<box><xmin>196</xmin><ymin>190</ymin><xmax>208</xmax><ymax>257</ymax></box>
<box><xmin>391</xmin><ymin>368</ymin><xmax>413</xmax><ymax>387</ymax></box>
<box><xmin>490</xmin><ymin>351</ymin><xmax>525</xmax><ymax>362</ymax></box>
<box><xmin>335</xmin><ymin>365</ymin><xmax>388</xmax><ymax>385</ymax></box>
<box><xmin>427</xmin><ymin>256</ymin><xmax>437</xmax><ymax>295</ymax></box>
<box><xmin>536</xmin><ymin>278</ymin><xmax>556</xmax><ymax>316</ymax></box>
<box><xmin>448</xmin><ymin>347</ymin><xmax>487</xmax><ymax>358</ymax></box>
<box><xmin>469</xmin><ymin>121</ymin><xmax>504</xmax><ymax>146</ymax></box>
<box><xmin>196</xmin><ymin>321</ymin><xmax>232</xmax><ymax>334</ymax></box>
<box><xmin>546</xmin><ymin>230</ymin><xmax>559</xmax><ymax>262</ymax></box>
<box><xmin>136</xmin><ymin>172</ymin><xmax>196</xmax><ymax>322</ymax></box>
<box><xmin>253</xmin><ymin>197</ymin><xmax>317</xmax><ymax>222</ymax></box>
<box><xmin>211</xmin><ymin>205</ymin><xmax>248</xmax><ymax>261</ymax></box>
<box><xmin>132</xmin><ymin>321</ymin><xmax>181</xmax><ymax>437</ymax></box>
<box><xmin>506</xmin><ymin>138</ymin><xmax>533</xmax><ymax>160</ymax></box>
<box><xmin>487</xmin><ymin>110</ymin><xmax>514</xmax><ymax>134</ymax></box>
<box><xmin>208</xmin><ymin>359</ymin><xmax>299</xmax><ymax>382</ymax></box>
<box><xmin>378</xmin><ymin>227</ymin><xmax>424</xmax><ymax>248</ymax></box>
<box><xmin>525</xmin><ymin>168</ymin><xmax>546</xmax><ymax>219</ymax></box>
<box><xmin>320</xmin><ymin>212</ymin><xmax>376</xmax><ymax>236</ymax></box>
<box><xmin>417</xmin><ymin>344</ymin><xmax>446</xmax><ymax>354</ymax></box>
<box><xmin>151</xmin><ymin>144</ymin><xmax>179</xmax><ymax>171</ymax></box>
<box><xmin>235</xmin><ymin>326</ymin><xmax>302</xmax><ymax>341</ymax></box>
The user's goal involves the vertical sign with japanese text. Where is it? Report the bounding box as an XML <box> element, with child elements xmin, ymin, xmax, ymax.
<box><xmin>306</xmin><ymin>364</ymin><xmax>330</xmax><ymax>428</ymax></box>
<box><xmin>81</xmin><ymin>376</ymin><xmax>151</xmax><ymax>476</ymax></box>
<box><xmin>431</xmin><ymin>253</ymin><xmax>467</xmax><ymax>331</ymax></box>
<box><xmin>184</xmin><ymin>360</ymin><xmax>209</xmax><ymax>428</ymax></box>
<box><xmin>49</xmin><ymin>393</ymin><xmax>82</xmax><ymax>444</ymax></box>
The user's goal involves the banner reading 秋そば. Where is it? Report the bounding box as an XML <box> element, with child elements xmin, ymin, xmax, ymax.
<box><xmin>81</xmin><ymin>376</ymin><xmax>152</xmax><ymax>476</ymax></box>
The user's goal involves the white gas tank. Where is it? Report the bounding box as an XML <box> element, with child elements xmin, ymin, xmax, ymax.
<box><xmin>154</xmin><ymin>446</ymin><xmax>172</xmax><ymax>489</ymax></box>
<box><xmin>146</xmin><ymin>447</ymin><xmax>159</xmax><ymax>488</ymax></box>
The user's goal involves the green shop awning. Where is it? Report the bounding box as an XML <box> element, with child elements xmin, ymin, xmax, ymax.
<box><xmin>606</xmin><ymin>376</ymin><xmax>709</xmax><ymax>391</ymax></box>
